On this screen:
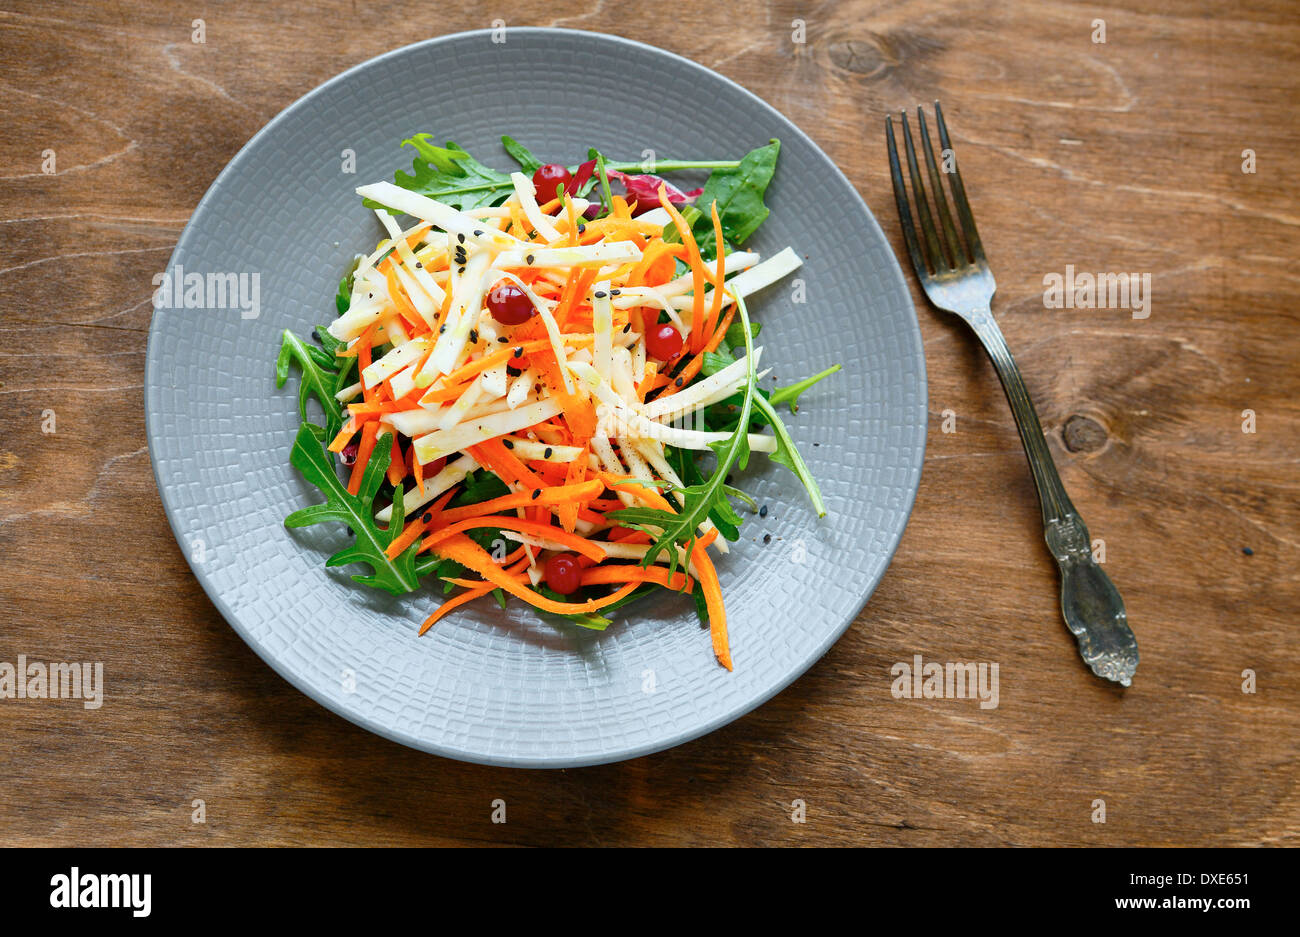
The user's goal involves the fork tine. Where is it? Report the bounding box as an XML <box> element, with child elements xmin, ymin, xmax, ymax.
<box><xmin>933</xmin><ymin>100</ymin><xmax>986</xmax><ymax>264</ymax></box>
<box><xmin>917</xmin><ymin>106</ymin><xmax>963</xmax><ymax>266</ymax></box>
<box><xmin>885</xmin><ymin>115</ymin><xmax>930</xmax><ymax>281</ymax></box>
<box><xmin>898</xmin><ymin>110</ymin><xmax>949</xmax><ymax>273</ymax></box>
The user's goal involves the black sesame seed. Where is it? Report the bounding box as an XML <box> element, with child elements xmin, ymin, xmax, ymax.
<box><xmin>414</xmin><ymin>261</ymin><xmax>423</xmax><ymax>268</ymax></box>
<box><xmin>457</xmin><ymin>233</ymin><xmax>466</xmax><ymax>243</ymax></box>
<box><xmin>526</xmin><ymin>254</ymin><xmax>535</xmax><ymax>265</ymax></box>
<box><xmin>458</xmin><ymin>266</ymin><xmax>466</xmax><ymax>275</ymax></box>
<box><xmin>531</xmin><ymin>488</ymin><xmax>541</xmax><ymax>500</ymax></box>
<box><xmin>763</xmin><ymin>533</ymin><xmax>772</xmax><ymax>544</ymax></box>
<box><xmin>543</xmin><ymin>447</ymin><xmax>553</xmax><ymax>459</ymax></box>
<box><xmin>474</xmin><ymin>229</ymin><xmax>484</xmax><ymax>236</ymax></box>
<box><xmin>502</xmin><ymin>439</ymin><xmax>514</xmax><ymax>449</ymax></box>
<box><xmin>513</xmin><ymin>346</ymin><xmax>523</xmax><ymax>358</ymax></box>
<box><xmin>468</xmin><ymin>329</ymin><xmax>479</xmax><ymax>344</ymax></box>
<box><xmin>622</xmin><ymin>323</ymin><xmax>631</xmax><ymax>333</ymax></box>
<box><xmin>506</xmin><ymin>365</ymin><xmax>523</xmax><ymax>377</ymax></box>
<box><xmin>498</xmin><ymin>336</ymin><xmax>509</xmax><ymax>343</ymax></box>
<box><xmin>422</xmin><ymin>512</ymin><xmax>432</xmax><ymax>523</ymax></box>
<box><xmin>1243</xmin><ymin>546</ymin><xmax>1255</xmax><ymax>556</ymax></box>
<box><xmin>611</xmin><ymin>288</ymin><xmax>621</xmax><ymax>295</ymax></box>
<box><xmin>439</xmin><ymin>325</ymin><xmax>447</xmax><ymax>334</ymax></box>
<box><xmin>594</xmin><ymin>290</ymin><xmax>607</xmax><ymax>299</ymax></box>
<box><xmin>367</xmin><ymin>292</ymin><xmax>373</xmax><ymax>299</ymax></box>
<box><xmin>759</xmin><ymin>505</ymin><xmax>768</xmax><ymax>518</ymax></box>
<box><xmin>577</xmin><ymin>224</ymin><xmax>586</xmax><ymax>234</ymax></box>
<box><xmin>674</xmin><ymin>377</ymin><xmax>684</xmax><ymax>387</ymax></box>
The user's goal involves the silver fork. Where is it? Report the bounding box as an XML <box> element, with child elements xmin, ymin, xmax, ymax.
<box><xmin>886</xmin><ymin>102</ymin><xmax>1138</xmax><ymax>687</ymax></box>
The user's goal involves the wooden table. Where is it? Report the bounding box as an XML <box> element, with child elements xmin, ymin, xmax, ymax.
<box><xmin>1</xmin><ymin>0</ymin><xmax>1296</xmax><ymax>847</ymax></box>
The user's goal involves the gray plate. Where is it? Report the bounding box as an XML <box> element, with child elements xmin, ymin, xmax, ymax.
<box><xmin>144</xmin><ymin>28</ymin><xmax>926</xmax><ymax>768</ymax></box>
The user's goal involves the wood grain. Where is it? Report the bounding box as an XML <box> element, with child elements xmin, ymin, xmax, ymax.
<box><xmin>0</xmin><ymin>0</ymin><xmax>1296</xmax><ymax>847</ymax></box>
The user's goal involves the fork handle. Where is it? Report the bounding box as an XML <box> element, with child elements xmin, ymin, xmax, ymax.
<box><xmin>966</xmin><ymin>308</ymin><xmax>1139</xmax><ymax>686</ymax></box>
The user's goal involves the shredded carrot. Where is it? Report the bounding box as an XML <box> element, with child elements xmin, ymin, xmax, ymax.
<box><xmin>419</xmin><ymin>553</ymin><xmax>530</xmax><ymax>635</ymax></box>
<box><xmin>421</xmin><ymin>517</ymin><xmax>605</xmax><ymax>562</ymax></box>
<box><xmin>386</xmin><ymin>432</ymin><xmax>405</xmax><ymax>486</ymax></box>
<box><xmin>691</xmin><ymin>542</ymin><xmax>731</xmax><ymax>670</ymax></box>
<box><xmin>430</xmin><ymin>534</ymin><xmax>640</xmax><ymax>615</ymax></box>
<box><xmin>467</xmin><ymin>439</ymin><xmax>546</xmax><ymax>491</ymax></box>
<box><xmin>347</xmin><ymin>421</ymin><xmax>380</xmax><ymax>495</ymax></box>
<box><xmin>384</xmin><ymin>488</ymin><xmax>457</xmax><ymax>559</ymax></box>
<box><xmin>431</xmin><ymin>478</ymin><xmax>604</xmax><ymax>528</ymax></box>
<box><xmin>419</xmin><ymin>582</ymin><xmax>492</xmax><ymax>635</ymax></box>
<box><xmin>580</xmin><ymin>564</ymin><xmax>694</xmax><ymax>593</ymax></box>
<box><xmin>635</xmin><ymin>362</ymin><xmax>659</xmax><ymax>401</ymax></box>
<box><xmin>660</xmin><ymin>183</ymin><xmax>708</xmax><ymax>343</ymax></box>
<box><xmin>696</xmin><ymin>199</ymin><xmax>727</xmax><ymax>353</ymax></box>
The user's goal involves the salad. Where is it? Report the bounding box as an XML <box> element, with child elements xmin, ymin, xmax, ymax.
<box><xmin>276</xmin><ymin>134</ymin><xmax>839</xmax><ymax>669</ymax></box>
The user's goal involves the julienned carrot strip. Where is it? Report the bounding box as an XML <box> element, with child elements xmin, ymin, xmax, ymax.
<box><xmin>430</xmin><ymin>534</ymin><xmax>639</xmax><ymax>615</ymax></box>
<box><xmin>328</xmin><ymin>416</ymin><xmax>360</xmax><ymax>452</ymax></box>
<box><xmin>356</xmin><ymin>326</ymin><xmax>379</xmax><ymax>405</ymax></box>
<box><xmin>386</xmin><ymin>433</ymin><xmax>405</xmax><ymax>486</ymax></box>
<box><xmin>431</xmin><ymin>479</ymin><xmax>604</xmax><ymax>527</ymax></box>
<box><xmin>434</xmin><ymin>283</ymin><xmax>454</xmax><ymax>333</ymax></box>
<box><xmin>660</xmin><ymin>183</ymin><xmax>708</xmax><ymax>344</ymax></box>
<box><xmin>557</xmin><ymin>443</ymin><xmax>588</xmax><ymax>534</ymax></box>
<box><xmin>334</xmin><ymin>321</ymin><xmax>377</xmax><ymax>359</ymax></box>
<box><xmin>697</xmin><ymin>199</ymin><xmax>727</xmax><ymax>353</ymax></box>
<box><xmin>419</xmin><ymin>583</ymin><xmax>492</xmax><ymax>635</ymax></box>
<box><xmin>421</xmin><ymin>517</ymin><xmax>605</xmax><ymax>562</ymax></box>
<box><xmin>525</xmin><ymin>459</ymin><xmax>571</xmax><ymax>485</ymax></box>
<box><xmin>419</xmin><ymin>379</ymin><xmax>476</xmax><ymax>404</ymax></box>
<box><xmin>412</xmin><ymin>445</ymin><xmax>425</xmax><ymax>495</ymax></box>
<box><xmin>704</xmin><ymin>303</ymin><xmax>738</xmax><ymax>354</ymax></box>
<box><xmin>468</xmin><ymin>439</ymin><xmax>546</xmax><ymax>491</ymax></box>
<box><xmin>635</xmin><ymin>362</ymin><xmax>659</xmax><ymax>401</ymax></box>
<box><xmin>384</xmin><ymin>488</ymin><xmax>457</xmax><ymax>559</ymax></box>
<box><xmin>419</xmin><ymin>553</ymin><xmax>530</xmax><ymax>635</ymax></box>
<box><xmin>347</xmin><ymin>421</ymin><xmax>380</xmax><ymax>496</ymax></box>
<box><xmin>580</xmin><ymin>565</ymin><xmax>694</xmax><ymax>593</ymax></box>
<box><xmin>440</xmin><ymin>338</ymin><xmax>554</xmax><ymax>387</ymax></box>
<box><xmin>382</xmin><ymin>260</ymin><xmax>418</xmax><ymax>325</ymax></box>
<box><xmin>690</xmin><ymin>542</ymin><xmax>731</xmax><ymax>670</ymax></box>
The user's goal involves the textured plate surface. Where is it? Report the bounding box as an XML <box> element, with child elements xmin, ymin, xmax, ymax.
<box><xmin>144</xmin><ymin>28</ymin><xmax>926</xmax><ymax>767</ymax></box>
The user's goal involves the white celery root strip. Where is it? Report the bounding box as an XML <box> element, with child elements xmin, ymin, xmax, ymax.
<box><xmin>412</xmin><ymin>397</ymin><xmax>563</xmax><ymax>464</ymax></box>
<box><xmin>374</xmin><ymin>454</ymin><xmax>479</xmax><ymax>523</ymax></box>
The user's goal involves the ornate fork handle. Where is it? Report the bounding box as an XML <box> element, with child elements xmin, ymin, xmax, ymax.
<box><xmin>966</xmin><ymin>308</ymin><xmax>1139</xmax><ymax>686</ymax></box>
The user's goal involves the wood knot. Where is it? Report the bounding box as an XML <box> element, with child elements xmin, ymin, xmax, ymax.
<box><xmin>828</xmin><ymin>38</ymin><xmax>891</xmax><ymax>77</ymax></box>
<box><xmin>1062</xmin><ymin>414</ymin><xmax>1107</xmax><ymax>453</ymax></box>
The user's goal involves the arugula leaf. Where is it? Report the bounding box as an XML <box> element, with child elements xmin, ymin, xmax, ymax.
<box><xmin>276</xmin><ymin>330</ymin><xmax>345</xmax><ymax>439</ymax></box>
<box><xmin>501</xmin><ymin>135</ymin><xmax>542</xmax><ymax>173</ymax></box>
<box><xmin>610</xmin><ymin>296</ymin><xmax>760</xmax><ymax>574</ymax></box>
<box><xmin>769</xmin><ymin>364</ymin><xmax>842</xmax><ymax>412</ymax></box>
<box><xmin>377</xmin><ymin>135</ymin><xmax>515</xmax><ymax>210</ymax></box>
<box><xmin>752</xmin><ymin>394</ymin><xmax>827</xmax><ymax>517</ymax></box>
<box><xmin>335</xmin><ymin>255</ymin><xmax>361</xmax><ymax>316</ymax></box>
<box><xmin>451</xmin><ymin>469</ymin><xmax>511</xmax><ymax>507</ymax></box>
<box><xmin>692</xmin><ymin>139</ymin><xmax>780</xmax><ymax>254</ymax></box>
<box><xmin>313</xmin><ymin>325</ymin><xmax>356</xmax><ymax>398</ymax></box>
<box><xmin>284</xmin><ymin>424</ymin><xmax>422</xmax><ymax>595</ymax></box>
